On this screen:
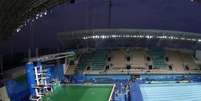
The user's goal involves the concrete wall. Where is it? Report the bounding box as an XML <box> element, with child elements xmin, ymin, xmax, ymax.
<box><xmin>0</xmin><ymin>86</ymin><xmax>10</xmax><ymax>101</ymax></box>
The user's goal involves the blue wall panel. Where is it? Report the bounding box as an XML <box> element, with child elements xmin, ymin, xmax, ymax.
<box><xmin>25</xmin><ymin>63</ymin><xmax>36</xmax><ymax>97</ymax></box>
<box><xmin>130</xmin><ymin>80</ymin><xmax>143</xmax><ymax>101</ymax></box>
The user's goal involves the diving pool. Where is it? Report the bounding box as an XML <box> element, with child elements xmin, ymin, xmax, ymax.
<box><xmin>41</xmin><ymin>84</ymin><xmax>114</xmax><ymax>101</ymax></box>
<box><xmin>140</xmin><ymin>83</ymin><xmax>201</xmax><ymax>101</ymax></box>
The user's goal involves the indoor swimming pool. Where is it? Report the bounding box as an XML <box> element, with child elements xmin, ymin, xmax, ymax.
<box><xmin>140</xmin><ymin>83</ymin><xmax>201</xmax><ymax>101</ymax></box>
<box><xmin>41</xmin><ymin>84</ymin><xmax>114</xmax><ymax>101</ymax></box>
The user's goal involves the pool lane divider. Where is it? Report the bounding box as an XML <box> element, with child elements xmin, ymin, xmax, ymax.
<box><xmin>108</xmin><ymin>84</ymin><xmax>116</xmax><ymax>101</ymax></box>
<box><xmin>131</xmin><ymin>80</ymin><xmax>143</xmax><ymax>101</ymax></box>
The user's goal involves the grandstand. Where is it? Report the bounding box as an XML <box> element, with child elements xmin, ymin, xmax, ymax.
<box><xmin>1</xmin><ymin>0</ymin><xmax>201</xmax><ymax>100</ymax></box>
<box><xmin>2</xmin><ymin>28</ymin><xmax>201</xmax><ymax>101</ymax></box>
<box><xmin>78</xmin><ymin>49</ymin><xmax>108</xmax><ymax>70</ymax></box>
<box><xmin>148</xmin><ymin>48</ymin><xmax>168</xmax><ymax>69</ymax></box>
<box><xmin>75</xmin><ymin>48</ymin><xmax>200</xmax><ymax>75</ymax></box>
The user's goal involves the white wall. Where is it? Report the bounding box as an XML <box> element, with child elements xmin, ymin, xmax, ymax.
<box><xmin>0</xmin><ymin>86</ymin><xmax>10</xmax><ymax>101</ymax></box>
<box><xmin>196</xmin><ymin>50</ymin><xmax>201</xmax><ymax>60</ymax></box>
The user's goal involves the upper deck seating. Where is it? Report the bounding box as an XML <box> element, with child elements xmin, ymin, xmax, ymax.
<box><xmin>148</xmin><ymin>49</ymin><xmax>168</xmax><ymax>68</ymax></box>
<box><xmin>78</xmin><ymin>50</ymin><xmax>108</xmax><ymax>70</ymax></box>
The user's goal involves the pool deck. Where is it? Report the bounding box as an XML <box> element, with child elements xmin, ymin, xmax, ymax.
<box><xmin>41</xmin><ymin>84</ymin><xmax>115</xmax><ymax>101</ymax></box>
<box><xmin>131</xmin><ymin>81</ymin><xmax>143</xmax><ymax>101</ymax></box>
<box><xmin>83</xmin><ymin>69</ymin><xmax>201</xmax><ymax>75</ymax></box>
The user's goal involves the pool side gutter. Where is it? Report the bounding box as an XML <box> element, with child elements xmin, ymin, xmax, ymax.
<box><xmin>108</xmin><ymin>84</ymin><xmax>115</xmax><ymax>101</ymax></box>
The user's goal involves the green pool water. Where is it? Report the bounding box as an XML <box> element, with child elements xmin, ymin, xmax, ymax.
<box><xmin>41</xmin><ymin>84</ymin><xmax>113</xmax><ymax>101</ymax></box>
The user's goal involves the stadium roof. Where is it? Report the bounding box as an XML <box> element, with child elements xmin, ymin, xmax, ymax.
<box><xmin>0</xmin><ymin>0</ymin><xmax>73</xmax><ymax>40</ymax></box>
<box><xmin>59</xmin><ymin>29</ymin><xmax>201</xmax><ymax>40</ymax></box>
<box><xmin>0</xmin><ymin>0</ymin><xmax>201</xmax><ymax>53</ymax></box>
<box><xmin>58</xmin><ymin>29</ymin><xmax>201</xmax><ymax>50</ymax></box>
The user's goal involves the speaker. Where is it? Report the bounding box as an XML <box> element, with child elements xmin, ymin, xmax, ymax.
<box><xmin>147</xmin><ymin>57</ymin><xmax>151</xmax><ymax>61</ymax></box>
<box><xmin>126</xmin><ymin>65</ymin><xmax>131</xmax><ymax>69</ymax></box>
<box><xmin>87</xmin><ymin>66</ymin><xmax>90</xmax><ymax>70</ymax></box>
<box><xmin>106</xmin><ymin>65</ymin><xmax>109</xmax><ymax>70</ymax></box>
<box><xmin>165</xmin><ymin>57</ymin><xmax>169</xmax><ymax>62</ymax></box>
<box><xmin>169</xmin><ymin>65</ymin><xmax>172</xmax><ymax>70</ymax></box>
<box><xmin>107</xmin><ymin>57</ymin><xmax>111</xmax><ymax>61</ymax></box>
<box><xmin>185</xmin><ymin>65</ymin><xmax>189</xmax><ymax>70</ymax></box>
<box><xmin>148</xmin><ymin>65</ymin><xmax>152</xmax><ymax>70</ymax></box>
<box><xmin>127</xmin><ymin>57</ymin><xmax>130</xmax><ymax>61</ymax></box>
